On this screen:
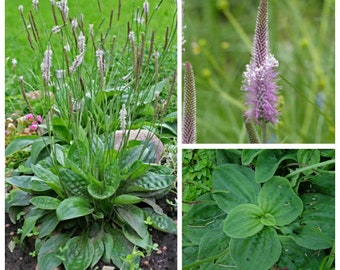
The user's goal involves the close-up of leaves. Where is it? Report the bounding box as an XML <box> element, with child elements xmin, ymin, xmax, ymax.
<box><xmin>182</xmin><ymin>149</ymin><xmax>335</xmax><ymax>270</ymax></box>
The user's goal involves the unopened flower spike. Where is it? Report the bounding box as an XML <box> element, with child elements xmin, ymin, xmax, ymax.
<box><xmin>182</xmin><ymin>62</ymin><xmax>197</xmax><ymax>144</ymax></box>
<box><xmin>242</xmin><ymin>0</ymin><xmax>280</xmax><ymax>142</ymax></box>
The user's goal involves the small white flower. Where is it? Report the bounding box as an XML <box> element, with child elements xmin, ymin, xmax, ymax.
<box><xmin>64</xmin><ymin>43</ymin><xmax>70</xmax><ymax>52</ymax></box>
<box><xmin>32</xmin><ymin>0</ymin><xmax>39</xmax><ymax>10</ymax></box>
<box><xmin>55</xmin><ymin>70</ymin><xmax>65</xmax><ymax>81</ymax></box>
<box><xmin>89</xmin><ymin>24</ymin><xmax>94</xmax><ymax>36</ymax></box>
<box><xmin>78</xmin><ymin>31</ymin><xmax>86</xmax><ymax>53</ymax></box>
<box><xmin>41</xmin><ymin>45</ymin><xmax>53</xmax><ymax>84</ymax></box>
<box><xmin>96</xmin><ymin>48</ymin><xmax>104</xmax><ymax>70</ymax></box>
<box><xmin>128</xmin><ymin>31</ymin><xmax>135</xmax><ymax>43</ymax></box>
<box><xmin>119</xmin><ymin>104</ymin><xmax>127</xmax><ymax>131</ymax></box>
<box><xmin>18</xmin><ymin>5</ymin><xmax>24</xmax><ymax>13</ymax></box>
<box><xmin>52</xmin><ymin>25</ymin><xmax>62</xmax><ymax>33</ymax></box>
<box><xmin>143</xmin><ymin>1</ymin><xmax>149</xmax><ymax>16</ymax></box>
<box><xmin>71</xmin><ymin>17</ymin><xmax>78</xmax><ymax>30</ymax></box>
<box><xmin>12</xmin><ymin>58</ymin><xmax>17</xmax><ymax>67</ymax></box>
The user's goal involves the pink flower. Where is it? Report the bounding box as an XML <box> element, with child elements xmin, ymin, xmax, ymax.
<box><xmin>29</xmin><ymin>121</ymin><xmax>38</xmax><ymax>131</ymax></box>
<box><xmin>36</xmin><ymin>115</ymin><xmax>43</xmax><ymax>123</ymax></box>
<box><xmin>242</xmin><ymin>0</ymin><xmax>280</xmax><ymax>124</ymax></box>
<box><xmin>25</xmin><ymin>113</ymin><xmax>34</xmax><ymax>121</ymax></box>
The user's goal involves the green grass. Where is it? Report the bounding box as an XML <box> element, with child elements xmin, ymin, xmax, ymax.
<box><xmin>5</xmin><ymin>0</ymin><xmax>177</xmax><ymax>118</ymax></box>
<box><xmin>183</xmin><ymin>0</ymin><xmax>334</xmax><ymax>143</ymax></box>
<box><xmin>5</xmin><ymin>0</ymin><xmax>177</xmax><ymax>91</ymax></box>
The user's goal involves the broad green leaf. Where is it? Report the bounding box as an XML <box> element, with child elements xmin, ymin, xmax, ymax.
<box><xmin>30</xmin><ymin>196</ymin><xmax>61</xmax><ymax>210</ymax></box>
<box><xmin>56</xmin><ymin>197</ymin><xmax>94</xmax><ymax>221</ymax></box>
<box><xmin>309</xmin><ymin>173</ymin><xmax>335</xmax><ymax>196</ymax></box>
<box><xmin>68</xmin><ymin>140</ymin><xmax>89</xmax><ymax>168</ymax></box>
<box><xmin>38</xmin><ymin>234</ymin><xmax>70</xmax><ymax>270</ymax></box>
<box><xmin>142</xmin><ymin>198</ymin><xmax>164</xmax><ymax>215</ymax></box>
<box><xmin>122</xmin><ymin>225</ymin><xmax>152</xmax><ymax>250</ymax></box>
<box><xmin>6</xmin><ymin>174</ymin><xmax>51</xmax><ymax>193</ymax></box>
<box><xmin>103</xmin><ymin>228</ymin><xmax>135</xmax><ymax>268</ymax></box>
<box><xmin>31</xmin><ymin>164</ymin><xmax>63</xmax><ymax>196</ymax></box>
<box><xmin>278</xmin><ymin>236</ymin><xmax>325</xmax><ymax>270</ymax></box>
<box><xmin>183</xmin><ymin>246</ymin><xmax>199</xmax><ymax>267</ymax></box>
<box><xmin>63</xmin><ymin>235</ymin><xmax>94</xmax><ymax>270</ymax></box>
<box><xmin>121</xmin><ymin>160</ymin><xmax>150</xmax><ymax>181</ymax></box>
<box><xmin>59</xmin><ymin>168</ymin><xmax>89</xmax><ymax>199</ymax></box>
<box><xmin>31</xmin><ymin>176</ymin><xmax>53</xmax><ymax>192</ymax></box>
<box><xmin>90</xmin><ymin>237</ymin><xmax>104</xmax><ymax>269</ymax></box>
<box><xmin>113</xmin><ymin>194</ymin><xmax>143</xmax><ymax>205</ymax></box>
<box><xmin>102</xmin><ymin>232</ymin><xmax>114</xmax><ymax>264</ymax></box>
<box><xmin>215</xmin><ymin>149</ymin><xmax>241</xmax><ymax>166</ymax></box>
<box><xmin>255</xmin><ymin>150</ymin><xmax>296</xmax><ymax>183</ymax></box>
<box><xmin>116</xmin><ymin>205</ymin><xmax>148</xmax><ymax>238</ymax></box>
<box><xmin>5</xmin><ymin>189</ymin><xmax>31</xmax><ymax>208</ymax></box>
<box><xmin>198</xmin><ymin>227</ymin><xmax>234</xmax><ymax>270</ymax></box>
<box><xmin>212</xmin><ymin>164</ymin><xmax>260</xmax><ymax>213</ymax></box>
<box><xmin>20</xmin><ymin>208</ymin><xmax>46</xmax><ymax>241</ymax></box>
<box><xmin>120</xmin><ymin>142</ymin><xmax>157</xmax><ymax>168</ymax></box>
<box><xmin>230</xmin><ymin>227</ymin><xmax>281</xmax><ymax>270</ymax></box>
<box><xmin>183</xmin><ymin>194</ymin><xmax>226</xmax><ymax>245</ymax></box>
<box><xmin>52</xmin><ymin>116</ymin><xmax>72</xmax><ymax>143</ymax></box>
<box><xmin>87</xmin><ymin>179</ymin><xmax>116</xmax><ymax>200</ymax></box>
<box><xmin>38</xmin><ymin>211</ymin><xmax>59</xmax><ymax>238</ymax></box>
<box><xmin>290</xmin><ymin>193</ymin><xmax>334</xmax><ymax>250</ymax></box>
<box><xmin>88</xmin><ymin>161</ymin><xmax>120</xmax><ymax>199</ymax></box>
<box><xmin>320</xmin><ymin>149</ymin><xmax>335</xmax><ymax>158</ymax></box>
<box><xmin>143</xmin><ymin>208</ymin><xmax>177</xmax><ymax>234</ymax></box>
<box><xmin>260</xmin><ymin>213</ymin><xmax>276</xmax><ymax>226</ymax></box>
<box><xmin>297</xmin><ymin>149</ymin><xmax>320</xmax><ymax>175</ymax></box>
<box><xmin>126</xmin><ymin>171</ymin><xmax>175</xmax><ymax>192</ymax></box>
<box><xmin>31</xmin><ymin>137</ymin><xmax>56</xmax><ymax>164</ymax></box>
<box><xmin>258</xmin><ymin>176</ymin><xmax>303</xmax><ymax>226</ymax></box>
<box><xmin>5</xmin><ymin>135</ymin><xmax>39</xmax><ymax>156</ymax></box>
<box><xmin>241</xmin><ymin>149</ymin><xmax>262</xmax><ymax>165</ymax></box>
<box><xmin>6</xmin><ymin>176</ymin><xmax>39</xmax><ymax>193</ymax></box>
<box><xmin>224</xmin><ymin>204</ymin><xmax>264</xmax><ymax>238</ymax></box>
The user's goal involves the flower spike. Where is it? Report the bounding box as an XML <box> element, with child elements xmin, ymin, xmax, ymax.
<box><xmin>243</xmin><ymin>0</ymin><xmax>280</xmax><ymax>125</ymax></box>
<box><xmin>182</xmin><ymin>62</ymin><xmax>197</xmax><ymax>144</ymax></box>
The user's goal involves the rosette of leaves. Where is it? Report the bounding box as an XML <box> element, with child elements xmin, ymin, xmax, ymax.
<box><xmin>212</xmin><ymin>160</ymin><xmax>334</xmax><ymax>270</ymax></box>
<box><xmin>6</xmin><ymin>133</ymin><xmax>176</xmax><ymax>270</ymax></box>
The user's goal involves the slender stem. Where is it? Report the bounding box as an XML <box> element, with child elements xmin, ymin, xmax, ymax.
<box><xmin>261</xmin><ymin>122</ymin><xmax>267</xmax><ymax>143</ymax></box>
<box><xmin>286</xmin><ymin>159</ymin><xmax>335</xmax><ymax>178</ymax></box>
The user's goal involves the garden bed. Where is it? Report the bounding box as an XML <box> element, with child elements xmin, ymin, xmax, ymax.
<box><xmin>5</xmin><ymin>192</ymin><xmax>177</xmax><ymax>270</ymax></box>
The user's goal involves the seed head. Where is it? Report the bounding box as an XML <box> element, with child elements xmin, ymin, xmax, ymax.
<box><xmin>41</xmin><ymin>44</ymin><xmax>53</xmax><ymax>84</ymax></box>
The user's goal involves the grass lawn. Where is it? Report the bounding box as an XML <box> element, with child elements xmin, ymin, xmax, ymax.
<box><xmin>5</xmin><ymin>0</ymin><xmax>177</xmax><ymax>86</ymax></box>
<box><xmin>5</xmin><ymin>0</ymin><xmax>177</xmax><ymax>117</ymax></box>
<box><xmin>183</xmin><ymin>0</ymin><xmax>334</xmax><ymax>143</ymax></box>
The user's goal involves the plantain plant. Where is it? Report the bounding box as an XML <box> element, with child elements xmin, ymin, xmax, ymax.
<box><xmin>5</xmin><ymin>1</ymin><xmax>177</xmax><ymax>269</ymax></box>
<box><xmin>183</xmin><ymin>149</ymin><xmax>335</xmax><ymax>270</ymax></box>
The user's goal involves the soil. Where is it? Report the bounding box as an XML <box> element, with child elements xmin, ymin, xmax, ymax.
<box><xmin>5</xmin><ymin>192</ymin><xmax>177</xmax><ymax>270</ymax></box>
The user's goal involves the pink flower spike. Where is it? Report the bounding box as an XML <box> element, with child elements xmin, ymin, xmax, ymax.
<box><xmin>25</xmin><ymin>113</ymin><xmax>34</xmax><ymax>121</ymax></box>
<box><xmin>242</xmin><ymin>0</ymin><xmax>280</xmax><ymax>124</ymax></box>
